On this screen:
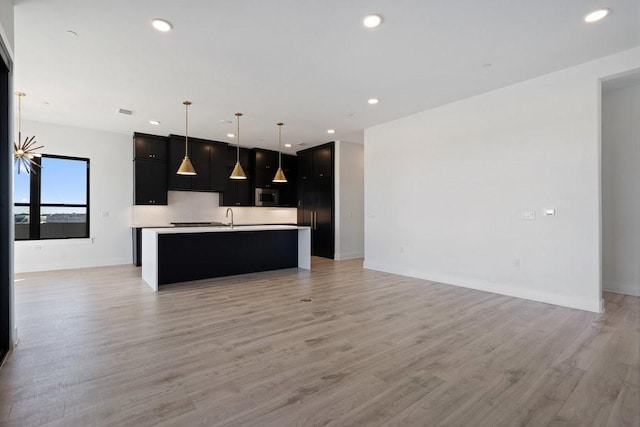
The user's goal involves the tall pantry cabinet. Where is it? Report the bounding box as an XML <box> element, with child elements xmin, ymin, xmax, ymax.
<box><xmin>297</xmin><ymin>142</ymin><xmax>334</xmax><ymax>259</ymax></box>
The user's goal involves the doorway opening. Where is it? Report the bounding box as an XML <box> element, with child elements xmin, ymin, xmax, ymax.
<box><xmin>601</xmin><ymin>70</ymin><xmax>640</xmax><ymax>301</ymax></box>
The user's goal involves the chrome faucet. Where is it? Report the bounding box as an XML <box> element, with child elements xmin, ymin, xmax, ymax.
<box><xmin>226</xmin><ymin>208</ymin><xmax>234</xmax><ymax>229</ymax></box>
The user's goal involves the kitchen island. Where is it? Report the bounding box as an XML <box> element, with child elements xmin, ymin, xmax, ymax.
<box><xmin>142</xmin><ymin>225</ymin><xmax>311</xmax><ymax>291</ymax></box>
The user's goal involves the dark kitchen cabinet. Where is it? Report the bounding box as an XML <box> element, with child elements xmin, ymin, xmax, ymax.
<box><xmin>134</xmin><ymin>159</ymin><xmax>167</xmax><ymax>205</ymax></box>
<box><xmin>168</xmin><ymin>135</ymin><xmax>227</xmax><ymax>192</ymax></box>
<box><xmin>298</xmin><ymin>150</ymin><xmax>313</xmax><ymax>181</ymax></box>
<box><xmin>253</xmin><ymin>149</ymin><xmax>297</xmax><ymax>206</ymax></box>
<box><xmin>297</xmin><ymin>142</ymin><xmax>334</xmax><ymax>258</ymax></box>
<box><xmin>134</xmin><ymin>132</ymin><xmax>168</xmax><ymax>161</ymax></box>
<box><xmin>254</xmin><ymin>148</ymin><xmax>279</xmax><ymax>189</ymax></box>
<box><xmin>220</xmin><ymin>146</ymin><xmax>253</xmax><ymax>206</ymax></box>
<box><xmin>133</xmin><ymin>133</ymin><xmax>168</xmax><ymax>205</ymax></box>
<box><xmin>313</xmin><ymin>144</ymin><xmax>333</xmax><ymax>179</ymax></box>
<box><xmin>277</xmin><ymin>154</ymin><xmax>297</xmax><ymax>207</ymax></box>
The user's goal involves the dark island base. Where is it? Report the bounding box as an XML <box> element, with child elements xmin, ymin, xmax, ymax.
<box><xmin>157</xmin><ymin>230</ymin><xmax>299</xmax><ymax>285</ymax></box>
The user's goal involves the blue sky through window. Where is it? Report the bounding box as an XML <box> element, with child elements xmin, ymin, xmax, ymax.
<box><xmin>41</xmin><ymin>157</ymin><xmax>87</xmax><ymax>204</ymax></box>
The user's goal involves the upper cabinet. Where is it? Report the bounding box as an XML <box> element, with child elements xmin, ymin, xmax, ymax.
<box><xmin>253</xmin><ymin>149</ymin><xmax>279</xmax><ymax>189</ymax></box>
<box><xmin>167</xmin><ymin>135</ymin><xmax>227</xmax><ymax>192</ymax></box>
<box><xmin>134</xmin><ymin>133</ymin><xmax>168</xmax><ymax>161</ymax></box>
<box><xmin>313</xmin><ymin>144</ymin><xmax>333</xmax><ymax>179</ymax></box>
<box><xmin>220</xmin><ymin>146</ymin><xmax>254</xmax><ymax>206</ymax></box>
<box><xmin>133</xmin><ymin>133</ymin><xmax>168</xmax><ymax>205</ymax></box>
<box><xmin>297</xmin><ymin>143</ymin><xmax>333</xmax><ymax>181</ymax></box>
<box><xmin>253</xmin><ymin>148</ymin><xmax>297</xmax><ymax>206</ymax></box>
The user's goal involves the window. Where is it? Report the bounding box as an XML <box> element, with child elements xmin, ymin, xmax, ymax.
<box><xmin>14</xmin><ymin>155</ymin><xmax>90</xmax><ymax>240</ymax></box>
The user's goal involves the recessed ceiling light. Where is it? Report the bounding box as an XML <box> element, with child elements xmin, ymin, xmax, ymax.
<box><xmin>363</xmin><ymin>14</ymin><xmax>383</xmax><ymax>28</ymax></box>
<box><xmin>284</xmin><ymin>143</ymin><xmax>292</xmax><ymax>148</ymax></box>
<box><xmin>152</xmin><ymin>19</ymin><xmax>173</xmax><ymax>32</ymax></box>
<box><xmin>368</xmin><ymin>98</ymin><xmax>379</xmax><ymax>105</ymax></box>
<box><xmin>149</xmin><ymin>120</ymin><xmax>160</xmax><ymax>125</ymax></box>
<box><xmin>584</xmin><ymin>8</ymin><xmax>610</xmax><ymax>23</ymax></box>
<box><xmin>227</xmin><ymin>133</ymin><xmax>235</xmax><ymax>138</ymax></box>
<box><xmin>327</xmin><ymin>129</ymin><xmax>336</xmax><ymax>134</ymax></box>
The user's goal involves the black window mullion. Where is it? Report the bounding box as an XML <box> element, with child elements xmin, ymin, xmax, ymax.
<box><xmin>29</xmin><ymin>156</ymin><xmax>41</xmax><ymax>240</ymax></box>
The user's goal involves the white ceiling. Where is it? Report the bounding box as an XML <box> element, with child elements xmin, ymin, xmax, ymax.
<box><xmin>13</xmin><ymin>0</ymin><xmax>639</xmax><ymax>153</ymax></box>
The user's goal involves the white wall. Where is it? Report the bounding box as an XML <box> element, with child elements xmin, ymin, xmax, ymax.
<box><xmin>364</xmin><ymin>48</ymin><xmax>640</xmax><ymax>313</ymax></box>
<box><xmin>132</xmin><ymin>191</ymin><xmax>296</xmax><ymax>226</ymax></box>
<box><xmin>14</xmin><ymin>120</ymin><xmax>133</xmax><ymax>273</ymax></box>
<box><xmin>335</xmin><ymin>141</ymin><xmax>364</xmax><ymax>259</ymax></box>
<box><xmin>602</xmin><ymin>76</ymin><xmax>640</xmax><ymax>296</ymax></box>
<box><xmin>0</xmin><ymin>0</ymin><xmax>13</xmax><ymax>54</ymax></box>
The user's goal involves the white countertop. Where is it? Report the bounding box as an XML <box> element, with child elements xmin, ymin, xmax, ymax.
<box><xmin>144</xmin><ymin>224</ymin><xmax>309</xmax><ymax>234</ymax></box>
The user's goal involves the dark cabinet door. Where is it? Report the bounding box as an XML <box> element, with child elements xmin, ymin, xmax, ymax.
<box><xmin>189</xmin><ymin>141</ymin><xmax>212</xmax><ymax>191</ymax></box>
<box><xmin>168</xmin><ymin>135</ymin><xmax>193</xmax><ymax>190</ymax></box>
<box><xmin>209</xmin><ymin>142</ymin><xmax>228</xmax><ymax>192</ymax></box>
<box><xmin>276</xmin><ymin>154</ymin><xmax>297</xmax><ymax>207</ymax></box>
<box><xmin>298</xmin><ymin>150</ymin><xmax>313</xmax><ymax>181</ymax></box>
<box><xmin>313</xmin><ymin>144</ymin><xmax>333</xmax><ymax>179</ymax></box>
<box><xmin>168</xmin><ymin>135</ymin><xmax>228</xmax><ymax>192</ymax></box>
<box><xmin>296</xmin><ymin>142</ymin><xmax>334</xmax><ymax>258</ymax></box>
<box><xmin>254</xmin><ymin>149</ymin><xmax>278</xmax><ymax>188</ymax></box>
<box><xmin>313</xmin><ymin>179</ymin><xmax>334</xmax><ymax>258</ymax></box>
<box><xmin>134</xmin><ymin>159</ymin><xmax>167</xmax><ymax>205</ymax></box>
<box><xmin>134</xmin><ymin>133</ymin><xmax>167</xmax><ymax>161</ymax></box>
<box><xmin>220</xmin><ymin>146</ymin><xmax>253</xmax><ymax>206</ymax></box>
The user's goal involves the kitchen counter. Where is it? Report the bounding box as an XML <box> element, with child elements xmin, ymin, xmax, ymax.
<box><xmin>141</xmin><ymin>225</ymin><xmax>311</xmax><ymax>291</ymax></box>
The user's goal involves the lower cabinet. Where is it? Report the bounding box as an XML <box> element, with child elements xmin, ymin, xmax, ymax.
<box><xmin>132</xmin><ymin>227</ymin><xmax>143</xmax><ymax>266</ymax></box>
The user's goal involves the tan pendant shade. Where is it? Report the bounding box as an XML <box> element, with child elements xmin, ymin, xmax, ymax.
<box><xmin>230</xmin><ymin>161</ymin><xmax>246</xmax><ymax>179</ymax></box>
<box><xmin>273</xmin><ymin>167</ymin><xmax>286</xmax><ymax>182</ymax></box>
<box><xmin>230</xmin><ymin>112</ymin><xmax>247</xmax><ymax>180</ymax></box>
<box><xmin>272</xmin><ymin>122</ymin><xmax>287</xmax><ymax>183</ymax></box>
<box><xmin>177</xmin><ymin>100</ymin><xmax>196</xmax><ymax>175</ymax></box>
<box><xmin>177</xmin><ymin>156</ymin><xmax>196</xmax><ymax>175</ymax></box>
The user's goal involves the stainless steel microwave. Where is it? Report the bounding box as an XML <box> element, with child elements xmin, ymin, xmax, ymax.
<box><xmin>255</xmin><ymin>188</ymin><xmax>279</xmax><ymax>206</ymax></box>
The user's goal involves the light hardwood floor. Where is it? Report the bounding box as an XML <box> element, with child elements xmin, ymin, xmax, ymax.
<box><xmin>0</xmin><ymin>258</ymin><xmax>638</xmax><ymax>426</ymax></box>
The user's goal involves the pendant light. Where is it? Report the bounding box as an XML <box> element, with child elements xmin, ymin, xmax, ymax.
<box><xmin>177</xmin><ymin>100</ymin><xmax>196</xmax><ymax>175</ymax></box>
<box><xmin>230</xmin><ymin>112</ymin><xmax>247</xmax><ymax>179</ymax></box>
<box><xmin>14</xmin><ymin>92</ymin><xmax>43</xmax><ymax>174</ymax></box>
<box><xmin>272</xmin><ymin>122</ymin><xmax>287</xmax><ymax>183</ymax></box>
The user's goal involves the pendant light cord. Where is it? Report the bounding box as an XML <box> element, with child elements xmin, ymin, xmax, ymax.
<box><xmin>235</xmin><ymin>112</ymin><xmax>242</xmax><ymax>162</ymax></box>
<box><xmin>17</xmin><ymin>92</ymin><xmax>23</xmax><ymax>141</ymax></box>
<box><xmin>277</xmin><ymin>122</ymin><xmax>283</xmax><ymax>168</ymax></box>
<box><xmin>184</xmin><ymin>102</ymin><xmax>189</xmax><ymax>157</ymax></box>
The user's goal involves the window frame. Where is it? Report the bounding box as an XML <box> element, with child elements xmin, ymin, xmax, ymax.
<box><xmin>14</xmin><ymin>154</ymin><xmax>90</xmax><ymax>240</ymax></box>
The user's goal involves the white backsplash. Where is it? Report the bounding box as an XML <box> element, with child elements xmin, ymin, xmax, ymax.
<box><xmin>131</xmin><ymin>191</ymin><xmax>297</xmax><ymax>226</ymax></box>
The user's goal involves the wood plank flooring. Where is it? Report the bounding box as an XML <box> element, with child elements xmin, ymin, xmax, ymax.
<box><xmin>0</xmin><ymin>258</ymin><xmax>638</xmax><ymax>426</ymax></box>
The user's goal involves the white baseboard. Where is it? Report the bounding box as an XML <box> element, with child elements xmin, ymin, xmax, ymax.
<box><xmin>363</xmin><ymin>261</ymin><xmax>601</xmax><ymax>313</ymax></box>
<box><xmin>603</xmin><ymin>281</ymin><xmax>640</xmax><ymax>297</ymax></box>
<box><xmin>15</xmin><ymin>257</ymin><xmax>132</xmax><ymax>274</ymax></box>
<box><xmin>334</xmin><ymin>252</ymin><xmax>364</xmax><ymax>260</ymax></box>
